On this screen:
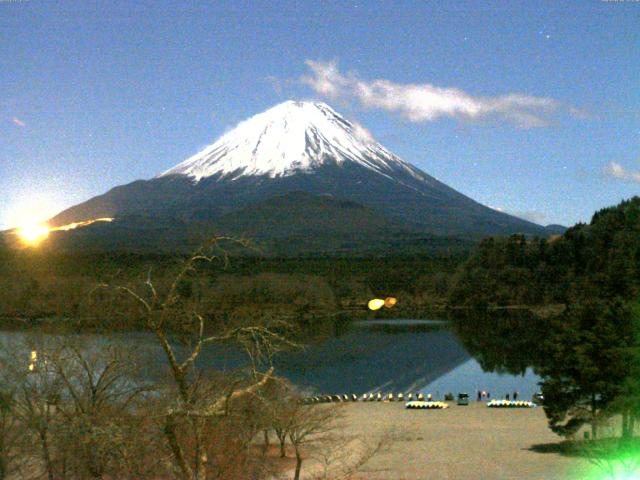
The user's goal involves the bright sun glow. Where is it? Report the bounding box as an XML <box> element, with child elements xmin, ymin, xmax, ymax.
<box><xmin>12</xmin><ymin>217</ymin><xmax>114</xmax><ymax>247</ymax></box>
<box><xmin>16</xmin><ymin>223</ymin><xmax>50</xmax><ymax>245</ymax></box>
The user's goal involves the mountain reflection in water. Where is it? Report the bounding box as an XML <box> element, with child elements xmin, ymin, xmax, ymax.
<box><xmin>0</xmin><ymin>316</ymin><xmax>541</xmax><ymax>397</ymax></box>
<box><xmin>273</xmin><ymin>319</ymin><xmax>468</xmax><ymax>393</ymax></box>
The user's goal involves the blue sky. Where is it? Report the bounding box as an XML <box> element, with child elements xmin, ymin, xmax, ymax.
<box><xmin>1</xmin><ymin>0</ymin><xmax>638</xmax><ymax>229</ymax></box>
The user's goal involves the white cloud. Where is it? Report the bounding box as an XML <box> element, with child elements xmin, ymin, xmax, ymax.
<box><xmin>301</xmin><ymin>60</ymin><xmax>576</xmax><ymax>128</ymax></box>
<box><xmin>604</xmin><ymin>161</ymin><xmax>640</xmax><ymax>183</ymax></box>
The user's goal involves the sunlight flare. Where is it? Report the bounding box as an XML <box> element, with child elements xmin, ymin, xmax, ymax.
<box><xmin>53</xmin><ymin>217</ymin><xmax>114</xmax><ymax>231</ymax></box>
<box><xmin>12</xmin><ymin>217</ymin><xmax>114</xmax><ymax>247</ymax></box>
<box><xmin>16</xmin><ymin>223</ymin><xmax>50</xmax><ymax>245</ymax></box>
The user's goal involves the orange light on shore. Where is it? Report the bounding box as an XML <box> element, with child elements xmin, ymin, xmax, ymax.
<box><xmin>368</xmin><ymin>297</ymin><xmax>398</xmax><ymax>310</ymax></box>
<box><xmin>368</xmin><ymin>299</ymin><xmax>385</xmax><ymax>311</ymax></box>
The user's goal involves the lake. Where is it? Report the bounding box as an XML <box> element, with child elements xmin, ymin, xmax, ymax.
<box><xmin>0</xmin><ymin>319</ymin><xmax>541</xmax><ymax>400</ymax></box>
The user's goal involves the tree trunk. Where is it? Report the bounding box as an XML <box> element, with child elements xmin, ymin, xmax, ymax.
<box><xmin>280</xmin><ymin>437</ymin><xmax>287</xmax><ymax>458</ymax></box>
<box><xmin>0</xmin><ymin>453</ymin><xmax>6</xmax><ymax>480</ymax></box>
<box><xmin>262</xmin><ymin>429</ymin><xmax>270</xmax><ymax>455</ymax></box>
<box><xmin>0</xmin><ymin>435</ymin><xmax>6</xmax><ymax>480</ymax></box>
<box><xmin>39</xmin><ymin>429</ymin><xmax>55</xmax><ymax>480</ymax></box>
<box><xmin>163</xmin><ymin>415</ymin><xmax>193</xmax><ymax>480</ymax></box>
<box><xmin>89</xmin><ymin>467</ymin><xmax>103</xmax><ymax>479</ymax></box>
<box><xmin>87</xmin><ymin>437</ymin><xmax>104</xmax><ymax>480</ymax></box>
<box><xmin>293</xmin><ymin>451</ymin><xmax>303</xmax><ymax>480</ymax></box>
<box><xmin>196</xmin><ymin>449</ymin><xmax>207</xmax><ymax>480</ymax></box>
<box><xmin>193</xmin><ymin>418</ymin><xmax>208</xmax><ymax>480</ymax></box>
<box><xmin>591</xmin><ymin>394</ymin><xmax>598</xmax><ymax>440</ymax></box>
<box><xmin>622</xmin><ymin>411</ymin><xmax>630</xmax><ymax>439</ymax></box>
<box><xmin>275</xmin><ymin>429</ymin><xmax>287</xmax><ymax>457</ymax></box>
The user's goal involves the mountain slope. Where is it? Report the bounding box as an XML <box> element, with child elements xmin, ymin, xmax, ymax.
<box><xmin>40</xmin><ymin>192</ymin><xmax>475</xmax><ymax>255</ymax></box>
<box><xmin>48</xmin><ymin>100</ymin><xmax>548</xmax><ymax>250</ymax></box>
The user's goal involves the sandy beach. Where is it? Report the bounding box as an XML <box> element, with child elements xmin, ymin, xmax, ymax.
<box><xmin>314</xmin><ymin>401</ymin><xmax>591</xmax><ymax>480</ymax></box>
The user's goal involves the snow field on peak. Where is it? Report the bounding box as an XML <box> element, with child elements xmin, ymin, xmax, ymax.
<box><xmin>160</xmin><ymin>101</ymin><xmax>423</xmax><ymax>182</ymax></box>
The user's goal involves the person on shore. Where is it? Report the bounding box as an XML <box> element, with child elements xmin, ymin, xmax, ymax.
<box><xmin>513</xmin><ymin>391</ymin><xmax>518</xmax><ymax>400</ymax></box>
<box><xmin>506</xmin><ymin>393</ymin><xmax>510</xmax><ymax>401</ymax></box>
<box><xmin>477</xmin><ymin>391</ymin><xmax>482</xmax><ymax>401</ymax></box>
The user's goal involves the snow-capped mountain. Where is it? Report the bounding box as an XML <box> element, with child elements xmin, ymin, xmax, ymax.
<box><xmin>159</xmin><ymin>101</ymin><xmax>424</xmax><ymax>183</ymax></box>
<box><xmin>48</xmin><ymin>100</ymin><xmax>549</xmax><ymax>252</ymax></box>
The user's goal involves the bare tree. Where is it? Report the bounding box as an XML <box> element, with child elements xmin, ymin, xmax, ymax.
<box><xmin>50</xmin><ymin>342</ymin><xmax>157</xmax><ymax>479</ymax></box>
<box><xmin>0</xmin><ymin>238</ymin><xmax>302</xmax><ymax>479</ymax></box>
<box><xmin>0</xmin><ymin>334</ymin><xmax>65</xmax><ymax>480</ymax></box>
<box><xmin>261</xmin><ymin>378</ymin><xmax>299</xmax><ymax>458</ymax></box>
<box><xmin>311</xmin><ymin>433</ymin><xmax>391</xmax><ymax>480</ymax></box>
<box><xmin>275</xmin><ymin>398</ymin><xmax>392</xmax><ymax>480</ymax></box>
<box><xmin>0</xmin><ymin>345</ymin><xmax>25</xmax><ymax>480</ymax></box>
<box><xmin>287</xmin><ymin>403</ymin><xmax>340</xmax><ymax>480</ymax></box>
<box><xmin>98</xmin><ymin>237</ymin><xmax>298</xmax><ymax>480</ymax></box>
<box><xmin>14</xmin><ymin>353</ymin><xmax>63</xmax><ymax>480</ymax></box>
<box><xmin>7</xmin><ymin>335</ymin><xmax>162</xmax><ymax>480</ymax></box>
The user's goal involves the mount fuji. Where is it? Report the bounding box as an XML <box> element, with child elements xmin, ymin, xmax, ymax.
<box><xmin>46</xmin><ymin>100</ymin><xmax>551</xmax><ymax>253</ymax></box>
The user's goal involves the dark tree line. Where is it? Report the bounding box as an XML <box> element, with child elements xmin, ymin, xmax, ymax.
<box><xmin>450</xmin><ymin>197</ymin><xmax>640</xmax><ymax>442</ymax></box>
<box><xmin>450</xmin><ymin>197</ymin><xmax>640</xmax><ymax>308</ymax></box>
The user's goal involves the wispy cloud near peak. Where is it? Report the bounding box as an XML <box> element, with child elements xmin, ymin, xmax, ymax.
<box><xmin>301</xmin><ymin>60</ymin><xmax>576</xmax><ymax>128</ymax></box>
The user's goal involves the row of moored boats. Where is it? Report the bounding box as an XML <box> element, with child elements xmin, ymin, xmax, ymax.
<box><xmin>301</xmin><ymin>393</ymin><xmax>432</xmax><ymax>404</ymax></box>
<box><xmin>299</xmin><ymin>394</ymin><xmax>537</xmax><ymax>409</ymax></box>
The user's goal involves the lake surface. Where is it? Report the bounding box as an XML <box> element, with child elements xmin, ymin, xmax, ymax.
<box><xmin>0</xmin><ymin>319</ymin><xmax>541</xmax><ymax>400</ymax></box>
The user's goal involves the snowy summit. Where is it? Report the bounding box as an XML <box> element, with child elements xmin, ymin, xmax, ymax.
<box><xmin>160</xmin><ymin>100</ymin><xmax>420</xmax><ymax>181</ymax></box>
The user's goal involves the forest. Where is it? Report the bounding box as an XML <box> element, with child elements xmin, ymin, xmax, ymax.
<box><xmin>450</xmin><ymin>197</ymin><xmax>640</xmax><ymax>445</ymax></box>
<box><xmin>450</xmin><ymin>197</ymin><xmax>640</xmax><ymax>308</ymax></box>
<box><xmin>0</xmin><ymin>246</ymin><xmax>465</xmax><ymax>334</ymax></box>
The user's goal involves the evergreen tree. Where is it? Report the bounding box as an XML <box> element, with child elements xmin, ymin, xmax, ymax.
<box><xmin>608</xmin><ymin>302</ymin><xmax>640</xmax><ymax>438</ymax></box>
<box><xmin>538</xmin><ymin>300</ymin><xmax>635</xmax><ymax>439</ymax></box>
